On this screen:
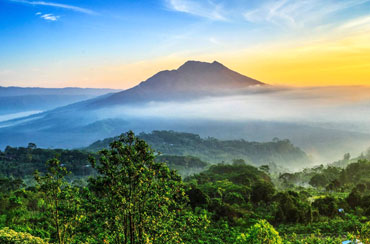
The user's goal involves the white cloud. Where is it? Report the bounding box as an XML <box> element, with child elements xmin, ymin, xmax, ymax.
<box><xmin>209</xmin><ymin>37</ymin><xmax>221</xmax><ymax>45</ymax></box>
<box><xmin>166</xmin><ymin>0</ymin><xmax>227</xmax><ymax>21</ymax></box>
<box><xmin>40</xmin><ymin>13</ymin><xmax>59</xmax><ymax>21</ymax></box>
<box><xmin>337</xmin><ymin>15</ymin><xmax>370</xmax><ymax>31</ymax></box>
<box><xmin>243</xmin><ymin>0</ymin><xmax>370</xmax><ymax>29</ymax></box>
<box><xmin>10</xmin><ymin>0</ymin><xmax>97</xmax><ymax>15</ymax></box>
<box><xmin>35</xmin><ymin>11</ymin><xmax>42</xmax><ymax>15</ymax></box>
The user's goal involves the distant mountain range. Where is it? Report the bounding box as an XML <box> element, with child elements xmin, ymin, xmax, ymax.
<box><xmin>0</xmin><ymin>86</ymin><xmax>119</xmax><ymax>97</ymax></box>
<box><xmin>0</xmin><ymin>87</ymin><xmax>120</xmax><ymax>115</ymax></box>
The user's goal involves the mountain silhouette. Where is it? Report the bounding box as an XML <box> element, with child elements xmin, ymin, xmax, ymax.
<box><xmin>88</xmin><ymin>60</ymin><xmax>265</xmax><ymax>108</ymax></box>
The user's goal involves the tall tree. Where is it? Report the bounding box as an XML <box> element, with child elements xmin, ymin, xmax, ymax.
<box><xmin>34</xmin><ymin>158</ymin><xmax>82</xmax><ymax>244</ymax></box>
<box><xmin>88</xmin><ymin>131</ymin><xmax>190</xmax><ymax>244</ymax></box>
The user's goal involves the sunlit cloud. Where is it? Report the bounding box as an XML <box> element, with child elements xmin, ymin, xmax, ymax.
<box><xmin>337</xmin><ymin>15</ymin><xmax>370</xmax><ymax>32</ymax></box>
<box><xmin>166</xmin><ymin>0</ymin><xmax>227</xmax><ymax>21</ymax></box>
<box><xmin>10</xmin><ymin>0</ymin><xmax>97</xmax><ymax>15</ymax></box>
<box><xmin>40</xmin><ymin>13</ymin><xmax>59</xmax><ymax>21</ymax></box>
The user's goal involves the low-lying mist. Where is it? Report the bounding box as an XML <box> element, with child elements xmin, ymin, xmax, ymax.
<box><xmin>88</xmin><ymin>86</ymin><xmax>370</xmax><ymax>165</ymax></box>
<box><xmin>95</xmin><ymin>86</ymin><xmax>370</xmax><ymax>132</ymax></box>
<box><xmin>2</xmin><ymin>86</ymin><xmax>370</xmax><ymax>168</ymax></box>
<box><xmin>0</xmin><ymin>110</ymin><xmax>43</xmax><ymax>123</ymax></box>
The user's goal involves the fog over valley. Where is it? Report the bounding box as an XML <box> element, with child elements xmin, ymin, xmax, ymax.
<box><xmin>1</xmin><ymin>62</ymin><xmax>370</xmax><ymax>167</ymax></box>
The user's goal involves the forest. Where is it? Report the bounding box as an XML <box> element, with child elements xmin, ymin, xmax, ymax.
<box><xmin>87</xmin><ymin>130</ymin><xmax>310</xmax><ymax>168</ymax></box>
<box><xmin>0</xmin><ymin>131</ymin><xmax>370</xmax><ymax>243</ymax></box>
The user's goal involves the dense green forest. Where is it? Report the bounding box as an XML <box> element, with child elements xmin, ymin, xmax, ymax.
<box><xmin>0</xmin><ymin>144</ymin><xmax>208</xmax><ymax>178</ymax></box>
<box><xmin>87</xmin><ymin>130</ymin><xmax>311</xmax><ymax>168</ymax></box>
<box><xmin>1</xmin><ymin>131</ymin><xmax>370</xmax><ymax>243</ymax></box>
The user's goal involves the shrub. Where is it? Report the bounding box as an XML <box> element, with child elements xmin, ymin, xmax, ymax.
<box><xmin>237</xmin><ymin>219</ymin><xmax>282</xmax><ymax>244</ymax></box>
<box><xmin>0</xmin><ymin>227</ymin><xmax>48</xmax><ymax>244</ymax></box>
<box><xmin>361</xmin><ymin>221</ymin><xmax>370</xmax><ymax>243</ymax></box>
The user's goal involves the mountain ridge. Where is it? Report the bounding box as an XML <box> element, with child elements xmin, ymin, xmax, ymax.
<box><xmin>0</xmin><ymin>87</ymin><xmax>121</xmax><ymax>116</ymax></box>
<box><xmin>0</xmin><ymin>86</ymin><xmax>120</xmax><ymax>96</ymax></box>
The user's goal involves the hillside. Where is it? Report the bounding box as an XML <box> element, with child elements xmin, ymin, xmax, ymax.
<box><xmin>0</xmin><ymin>144</ymin><xmax>208</xmax><ymax>178</ymax></box>
<box><xmin>86</xmin><ymin>130</ymin><xmax>311</xmax><ymax>168</ymax></box>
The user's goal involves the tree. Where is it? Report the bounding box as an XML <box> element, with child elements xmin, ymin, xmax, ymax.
<box><xmin>326</xmin><ymin>179</ymin><xmax>341</xmax><ymax>191</ymax></box>
<box><xmin>347</xmin><ymin>189</ymin><xmax>362</xmax><ymax>209</ymax></box>
<box><xmin>344</xmin><ymin>153</ymin><xmax>351</xmax><ymax>161</ymax></box>
<box><xmin>312</xmin><ymin>196</ymin><xmax>338</xmax><ymax>217</ymax></box>
<box><xmin>34</xmin><ymin>158</ymin><xmax>82</xmax><ymax>244</ymax></box>
<box><xmin>273</xmin><ymin>191</ymin><xmax>312</xmax><ymax>223</ymax></box>
<box><xmin>27</xmin><ymin>143</ymin><xmax>37</xmax><ymax>150</ymax></box>
<box><xmin>251</xmin><ymin>181</ymin><xmax>275</xmax><ymax>204</ymax></box>
<box><xmin>309</xmin><ymin>174</ymin><xmax>328</xmax><ymax>188</ymax></box>
<box><xmin>259</xmin><ymin>165</ymin><xmax>270</xmax><ymax>174</ymax></box>
<box><xmin>88</xmin><ymin>131</ymin><xmax>191</xmax><ymax>243</ymax></box>
<box><xmin>187</xmin><ymin>185</ymin><xmax>210</xmax><ymax>209</ymax></box>
<box><xmin>237</xmin><ymin>219</ymin><xmax>282</xmax><ymax>244</ymax></box>
<box><xmin>355</xmin><ymin>183</ymin><xmax>367</xmax><ymax>193</ymax></box>
<box><xmin>233</xmin><ymin>159</ymin><xmax>246</xmax><ymax>166</ymax></box>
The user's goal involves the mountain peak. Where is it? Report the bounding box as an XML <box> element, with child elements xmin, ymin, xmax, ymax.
<box><xmin>89</xmin><ymin>60</ymin><xmax>265</xmax><ymax>107</ymax></box>
<box><xmin>178</xmin><ymin>60</ymin><xmax>226</xmax><ymax>72</ymax></box>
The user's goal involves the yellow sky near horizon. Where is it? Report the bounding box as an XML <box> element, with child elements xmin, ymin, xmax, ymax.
<box><xmin>70</xmin><ymin>29</ymin><xmax>370</xmax><ymax>89</ymax></box>
<box><xmin>226</xmin><ymin>33</ymin><xmax>370</xmax><ymax>87</ymax></box>
<box><xmin>3</xmin><ymin>27</ymin><xmax>370</xmax><ymax>89</ymax></box>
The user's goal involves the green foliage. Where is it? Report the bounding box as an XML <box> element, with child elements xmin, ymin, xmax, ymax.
<box><xmin>347</xmin><ymin>189</ymin><xmax>362</xmax><ymax>209</ymax></box>
<box><xmin>309</xmin><ymin>174</ymin><xmax>329</xmax><ymax>188</ymax></box>
<box><xmin>274</xmin><ymin>191</ymin><xmax>312</xmax><ymax>224</ymax></box>
<box><xmin>0</xmin><ymin>144</ymin><xmax>206</xmax><ymax>179</ymax></box>
<box><xmin>0</xmin><ymin>227</ymin><xmax>48</xmax><ymax>244</ymax></box>
<box><xmin>88</xmin><ymin>131</ymin><xmax>191</xmax><ymax>243</ymax></box>
<box><xmin>34</xmin><ymin>158</ymin><xmax>83</xmax><ymax>244</ymax></box>
<box><xmin>251</xmin><ymin>180</ymin><xmax>275</xmax><ymax>204</ymax></box>
<box><xmin>186</xmin><ymin>163</ymin><xmax>273</xmax><ymax>225</ymax></box>
<box><xmin>3</xmin><ymin>133</ymin><xmax>370</xmax><ymax>243</ymax></box>
<box><xmin>157</xmin><ymin>155</ymin><xmax>209</xmax><ymax>177</ymax></box>
<box><xmin>0</xmin><ymin>146</ymin><xmax>93</xmax><ymax>178</ymax></box>
<box><xmin>340</xmin><ymin>160</ymin><xmax>370</xmax><ymax>189</ymax></box>
<box><xmin>360</xmin><ymin>221</ymin><xmax>370</xmax><ymax>243</ymax></box>
<box><xmin>87</xmin><ymin>130</ymin><xmax>311</xmax><ymax>167</ymax></box>
<box><xmin>237</xmin><ymin>219</ymin><xmax>282</xmax><ymax>244</ymax></box>
<box><xmin>283</xmin><ymin>232</ymin><xmax>344</xmax><ymax>244</ymax></box>
<box><xmin>312</xmin><ymin>196</ymin><xmax>338</xmax><ymax>217</ymax></box>
<box><xmin>279</xmin><ymin>165</ymin><xmax>341</xmax><ymax>189</ymax></box>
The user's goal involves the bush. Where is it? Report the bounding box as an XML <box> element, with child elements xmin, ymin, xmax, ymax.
<box><xmin>237</xmin><ymin>219</ymin><xmax>282</xmax><ymax>244</ymax></box>
<box><xmin>0</xmin><ymin>227</ymin><xmax>48</xmax><ymax>244</ymax></box>
<box><xmin>361</xmin><ymin>221</ymin><xmax>370</xmax><ymax>243</ymax></box>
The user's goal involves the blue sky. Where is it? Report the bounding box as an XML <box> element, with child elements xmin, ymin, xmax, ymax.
<box><xmin>1</xmin><ymin>0</ymin><xmax>370</xmax><ymax>88</ymax></box>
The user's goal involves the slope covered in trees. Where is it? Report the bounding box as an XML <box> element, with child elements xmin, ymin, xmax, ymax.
<box><xmin>87</xmin><ymin>130</ymin><xmax>311</xmax><ymax>168</ymax></box>
<box><xmin>0</xmin><ymin>143</ymin><xmax>208</xmax><ymax>178</ymax></box>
